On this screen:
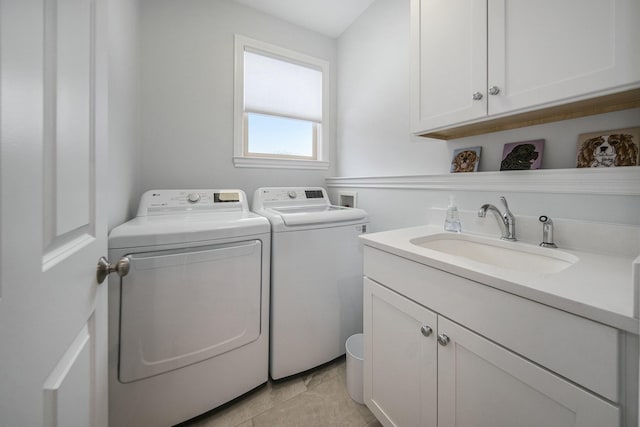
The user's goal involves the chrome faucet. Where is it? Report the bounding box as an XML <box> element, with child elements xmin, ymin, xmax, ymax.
<box><xmin>538</xmin><ymin>215</ymin><xmax>558</xmax><ymax>248</ymax></box>
<box><xmin>478</xmin><ymin>196</ymin><xmax>517</xmax><ymax>241</ymax></box>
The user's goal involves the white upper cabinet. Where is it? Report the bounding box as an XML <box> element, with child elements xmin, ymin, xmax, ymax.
<box><xmin>410</xmin><ymin>0</ymin><xmax>487</xmax><ymax>131</ymax></box>
<box><xmin>411</xmin><ymin>0</ymin><xmax>640</xmax><ymax>137</ymax></box>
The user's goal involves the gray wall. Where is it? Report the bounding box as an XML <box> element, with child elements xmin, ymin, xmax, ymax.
<box><xmin>138</xmin><ymin>0</ymin><xmax>337</xmax><ymax>205</ymax></box>
<box><xmin>336</xmin><ymin>0</ymin><xmax>448</xmax><ymax>176</ymax></box>
<box><xmin>108</xmin><ymin>0</ymin><xmax>141</xmax><ymax>230</ymax></box>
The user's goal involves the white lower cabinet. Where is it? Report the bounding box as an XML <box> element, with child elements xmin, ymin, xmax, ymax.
<box><xmin>364</xmin><ymin>278</ymin><xmax>621</xmax><ymax>427</ymax></box>
<box><xmin>364</xmin><ymin>277</ymin><xmax>437</xmax><ymax>427</ymax></box>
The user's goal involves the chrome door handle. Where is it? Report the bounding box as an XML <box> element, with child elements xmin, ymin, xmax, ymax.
<box><xmin>96</xmin><ymin>256</ymin><xmax>130</xmax><ymax>284</ymax></box>
<box><xmin>488</xmin><ymin>86</ymin><xmax>500</xmax><ymax>95</ymax></box>
<box><xmin>437</xmin><ymin>333</ymin><xmax>450</xmax><ymax>346</ymax></box>
<box><xmin>472</xmin><ymin>91</ymin><xmax>483</xmax><ymax>100</ymax></box>
<box><xmin>421</xmin><ymin>325</ymin><xmax>433</xmax><ymax>337</ymax></box>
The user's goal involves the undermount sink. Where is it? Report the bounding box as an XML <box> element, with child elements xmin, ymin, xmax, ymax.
<box><xmin>410</xmin><ymin>233</ymin><xmax>579</xmax><ymax>274</ymax></box>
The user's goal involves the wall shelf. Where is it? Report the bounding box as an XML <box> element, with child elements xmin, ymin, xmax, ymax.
<box><xmin>326</xmin><ymin>166</ymin><xmax>640</xmax><ymax>196</ymax></box>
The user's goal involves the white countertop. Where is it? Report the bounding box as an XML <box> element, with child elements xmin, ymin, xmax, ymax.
<box><xmin>360</xmin><ymin>225</ymin><xmax>639</xmax><ymax>334</ymax></box>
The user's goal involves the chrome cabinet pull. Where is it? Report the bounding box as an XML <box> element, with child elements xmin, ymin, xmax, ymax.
<box><xmin>421</xmin><ymin>325</ymin><xmax>433</xmax><ymax>337</ymax></box>
<box><xmin>488</xmin><ymin>86</ymin><xmax>500</xmax><ymax>95</ymax></box>
<box><xmin>437</xmin><ymin>333</ymin><xmax>450</xmax><ymax>346</ymax></box>
<box><xmin>472</xmin><ymin>91</ymin><xmax>483</xmax><ymax>100</ymax></box>
<box><xmin>96</xmin><ymin>256</ymin><xmax>130</xmax><ymax>284</ymax></box>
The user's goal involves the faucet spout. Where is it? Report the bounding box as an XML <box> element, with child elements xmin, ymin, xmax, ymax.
<box><xmin>477</xmin><ymin>197</ymin><xmax>517</xmax><ymax>241</ymax></box>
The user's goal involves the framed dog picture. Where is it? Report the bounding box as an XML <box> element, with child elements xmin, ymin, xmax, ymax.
<box><xmin>576</xmin><ymin>127</ymin><xmax>640</xmax><ymax>168</ymax></box>
<box><xmin>450</xmin><ymin>146</ymin><xmax>481</xmax><ymax>173</ymax></box>
<box><xmin>500</xmin><ymin>139</ymin><xmax>544</xmax><ymax>171</ymax></box>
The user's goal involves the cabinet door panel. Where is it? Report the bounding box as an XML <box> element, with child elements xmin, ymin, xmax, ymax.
<box><xmin>489</xmin><ymin>0</ymin><xmax>640</xmax><ymax>115</ymax></box>
<box><xmin>411</xmin><ymin>0</ymin><xmax>487</xmax><ymax>131</ymax></box>
<box><xmin>438</xmin><ymin>317</ymin><xmax>620</xmax><ymax>427</ymax></box>
<box><xmin>363</xmin><ymin>278</ymin><xmax>437</xmax><ymax>427</ymax></box>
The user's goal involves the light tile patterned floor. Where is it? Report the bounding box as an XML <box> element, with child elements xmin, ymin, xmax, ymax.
<box><xmin>179</xmin><ymin>356</ymin><xmax>382</xmax><ymax>427</ymax></box>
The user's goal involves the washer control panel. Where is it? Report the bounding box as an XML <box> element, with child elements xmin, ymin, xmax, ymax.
<box><xmin>187</xmin><ymin>192</ymin><xmax>201</xmax><ymax>203</ymax></box>
<box><xmin>137</xmin><ymin>189</ymin><xmax>246</xmax><ymax>216</ymax></box>
<box><xmin>258</xmin><ymin>187</ymin><xmax>327</xmax><ymax>203</ymax></box>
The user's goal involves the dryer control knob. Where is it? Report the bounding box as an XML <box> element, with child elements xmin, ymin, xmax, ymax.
<box><xmin>187</xmin><ymin>193</ymin><xmax>201</xmax><ymax>203</ymax></box>
<box><xmin>288</xmin><ymin>191</ymin><xmax>297</xmax><ymax>199</ymax></box>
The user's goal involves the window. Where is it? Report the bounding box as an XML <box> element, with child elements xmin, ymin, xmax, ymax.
<box><xmin>234</xmin><ymin>36</ymin><xmax>330</xmax><ymax>169</ymax></box>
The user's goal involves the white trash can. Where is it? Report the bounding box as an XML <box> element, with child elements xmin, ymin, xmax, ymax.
<box><xmin>346</xmin><ymin>333</ymin><xmax>364</xmax><ymax>404</ymax></box>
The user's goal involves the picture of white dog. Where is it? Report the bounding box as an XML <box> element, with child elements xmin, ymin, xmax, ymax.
<box><xmin>576</xmin><ymin>128</ymin><xmax>640</xmax><ymax>168</ymax></box>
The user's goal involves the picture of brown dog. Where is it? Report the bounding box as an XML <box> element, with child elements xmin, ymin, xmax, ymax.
<box><xmin>451</xmin><ymin>149</ymin><xmax>480</xmax><ymax>173</ymax></box>
<box><xmin>576</xmin><ymin>133</ymin><xmax>639</xmax><ymax>168</ymax></box>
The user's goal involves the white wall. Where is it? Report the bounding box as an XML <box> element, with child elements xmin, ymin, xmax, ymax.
<box><xmin>108</xmin><ymin>0</ymin><xmax>140</xmax><ymax>230</ymax></box>
<box><xmin>138</xmin><ymin>0</ymin><xmax>337</xmax><ymax>204</ymax></box>
<box><xmin>334</xmin><ymin>0</ymin><xmax>640</xmax><ymax>233</ymax></box>
<box><xmin>336</xmin><ymin>0</ymin><xmax>448</xmax><ymax>176</ymax></box>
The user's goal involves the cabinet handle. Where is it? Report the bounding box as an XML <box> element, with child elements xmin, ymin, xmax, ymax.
<box><xmin>488</xmin><ymin>86</ymin><xmax>500</xmax><ymax>95</ymax></box>
<box><xmin>472</xmin><ymin>91</ymin><xmax>483</xmax><ymax>101</ymax></box>
<box><xmin>437</xmin><ymin>333</ymin><xmax>450</xmax><ymax>346</ymax></box>
<box><xmin>420</xmin><ymin>325</ymin><xmax>433</xmax><ymax>337</ymax></box>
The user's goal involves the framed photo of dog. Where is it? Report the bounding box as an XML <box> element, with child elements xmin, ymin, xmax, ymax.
<box><xmin>500</xmin><ymin>139</ymin><xmax>544</xmax><ymax>171</ymax></box>
<box><xmin>576</xmin><ymin>127</ymin><xmax>640</xmax><ymax>168</ymax></box>
<box><xmin>450</xmin><ymin>146</ymin><xmax>481</xmax><ymax>173</ymax></box>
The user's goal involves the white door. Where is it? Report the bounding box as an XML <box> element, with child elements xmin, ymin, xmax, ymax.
<box><xmin>0</xmin><ymin>0</ymin><xmax>108</xmax><ymax>426</ymax></box>
<box><xmin>437</xmin><ymin>317</ymin><xmax>620</xmax><ymax>427</ymax></box>
<box><xmin>488</xmin><ymin>0</ymin><xmax>640</xmax><ymax>115</ymax></box>
<box><xmin>410</xmin><ymin>0</ymin><xmax>488</xmax><ymax>133</ymax></box>
<box><xmin>363</xmin><ymin>278</ymin><xmax>437</xmax><ymax>427</ymax></box>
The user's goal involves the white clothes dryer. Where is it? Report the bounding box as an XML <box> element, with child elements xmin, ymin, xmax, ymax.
<box><xmin>108</xmin><ymin>189</ymin><xmax>270</xmax><ymax>427</ymax></box>
<box><xmin>252</xmin><ymin>187</ymin><xmax>368</xmax><ymax>380</ymax></box>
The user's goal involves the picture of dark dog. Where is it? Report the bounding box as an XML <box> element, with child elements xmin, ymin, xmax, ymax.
<box><xmin>500</xmin><ymin>143</ymin><xmax>539</xmax><ymax>171</ymax></box>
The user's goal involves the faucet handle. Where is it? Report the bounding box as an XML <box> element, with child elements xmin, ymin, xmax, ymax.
<box><xmin>499</xmin><ymin>196</ymin><xmax>510</xmax><ymax>212</ymax></box>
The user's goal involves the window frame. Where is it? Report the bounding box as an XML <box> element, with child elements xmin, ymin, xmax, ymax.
<box><xmin>233</xmin><ymin>35</ymin><xmax>330</xmax><ymax>170</ymax></box>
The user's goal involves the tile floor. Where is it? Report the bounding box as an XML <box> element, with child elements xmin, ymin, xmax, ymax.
<box><xmin>179</xmin><ymin>356</ymin><xmax>382</xmax><ymax>427</ymax></box>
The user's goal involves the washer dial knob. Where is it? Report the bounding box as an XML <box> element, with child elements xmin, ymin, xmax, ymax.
<box><xmin>187</xmin><ymin>192</ymin><xmax>201</xmax><ymax>203</ymax></box>
<box><xmin>288</xmin><ymin>191</ymin><xmax>297</xmax><ymax>199</ymax></box>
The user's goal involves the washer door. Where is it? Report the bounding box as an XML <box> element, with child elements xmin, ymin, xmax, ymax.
<box><xmin>118</xmin><ymin>240</ymin><xmax>262</xmax><ymax>383</ymax></box>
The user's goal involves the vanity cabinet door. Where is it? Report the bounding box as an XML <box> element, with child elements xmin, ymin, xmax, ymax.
<box><xmin>437</xmin><ymin>316</ymin><xmax>620</xmax><ymax>427</ymax></box>
<box><xmin>363</xmin><ymin>278</ymin><xmax>437</xmax><ymax>427</ymax></box>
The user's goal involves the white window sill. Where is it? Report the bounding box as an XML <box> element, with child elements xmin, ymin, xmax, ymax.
<box><xmin>233</xmin><ymin>156</ymin><xmax>329</xmax><ymax>170</ymax></box>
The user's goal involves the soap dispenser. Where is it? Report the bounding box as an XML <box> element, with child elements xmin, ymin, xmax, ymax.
<box><xmin>444</xmin><ymin>195</ymin><xmax>461</xmax><ymax>233</ymax></box>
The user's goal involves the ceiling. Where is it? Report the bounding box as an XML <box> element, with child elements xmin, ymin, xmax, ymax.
<box><xmin>232</xmin><ymin>0</ymin><xmax>375</xmax><ymax>38</ymax></box>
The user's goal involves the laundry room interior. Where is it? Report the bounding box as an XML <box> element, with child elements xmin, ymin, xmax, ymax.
<box><xmin>109</xmin><ymin>0</ymin><xmax>639</xmax><ymax>424</ymax></box>
<box><xmin>2</xmin><ymin>0</ymin><xmax>640</xmax><ymax>426</ymax></box>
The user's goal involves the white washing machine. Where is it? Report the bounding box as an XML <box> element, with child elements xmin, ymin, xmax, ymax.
<box><xmin>252</xmin><ymin>187</ymin><xmax>368</xmax><ymax>380</ymax></box>
<box><xmin>108</xmin><ymin>189</ymin><xmax>270</xmax><ymax>427</ymax></box>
